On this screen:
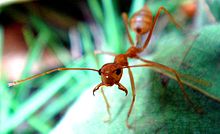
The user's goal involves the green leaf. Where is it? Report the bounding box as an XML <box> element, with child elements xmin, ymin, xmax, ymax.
<box><xmin>50</xmin><ymin>25</ymin><xmax>220</xmax><ymax>133</ymax></box>
<box><xmin>87</xmin><ymin>0</ymin><xmax>104</xmax><ymax>24</ymax></box>
<box><xmin>153</xmin><ymin>24</ymin><xmax>220</xmax><ymax>102</ymax></box>
<box><xmin>135</xmin><ymin>24</ymin><xmax>220</xmax><ymax>133</ymax></box>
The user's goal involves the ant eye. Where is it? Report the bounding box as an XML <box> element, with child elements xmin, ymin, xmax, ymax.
<box><xmin>98</xmin><ymin>69</ymin><xmax>101</xmax><ymax>75</ymax></box>
<box><xmin>115</xmin><ymin>69</ymin><xmax>121</xmax><ymax>75</ymax></box>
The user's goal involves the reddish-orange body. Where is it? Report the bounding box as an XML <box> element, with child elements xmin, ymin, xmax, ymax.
<box><xmin>130</xmin><ymin>5</ymin><xmax>153</xmax><ymax>35</ymax></box>
<box><xmin>9</xmin><ymin>5</ymin><xmax>196</xmax><ymax>129</ymax></box>
<box><xmin>95</xmin><ymin>46</ymin><xmax>142</xmax><ymax>95</ymax></box>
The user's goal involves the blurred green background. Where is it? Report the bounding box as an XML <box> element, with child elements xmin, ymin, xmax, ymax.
<box><xmin>0</xmin><ymin>0</ymin><xmax>220</xmax><ymax>133</ymax></box>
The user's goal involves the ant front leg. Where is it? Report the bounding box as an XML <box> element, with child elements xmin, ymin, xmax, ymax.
<box><xmin>100</xmin><ymin>87</ymin><xmax>112</xmax><ymax>123</ymax></box>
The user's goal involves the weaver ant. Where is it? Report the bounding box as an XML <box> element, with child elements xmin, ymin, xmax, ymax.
<box><xmin>8</xmin><ymin>5</ymin><xmax>198</xmax><ymax>128</ymax></box>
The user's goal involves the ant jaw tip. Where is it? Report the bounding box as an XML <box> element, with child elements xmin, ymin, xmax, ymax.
<box><xmin>123</xmin><ymin>91</ymin><xmax>128</xmax><ymax>96</ymax></box>
<box><xmin>124</xmin><ymin>90</ymin><xmax>128</xmax><ymax>96</ymax></box>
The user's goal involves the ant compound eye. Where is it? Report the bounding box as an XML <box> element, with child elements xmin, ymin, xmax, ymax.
<box><xmin>115</xmin><ymin>69</ymin><xmax>121</xmax><ymax>75</ymax></box>
<box><xmin>98</xmin><ymin>69</ymin><xmax>101</xmax><ymax>75</ymax></box>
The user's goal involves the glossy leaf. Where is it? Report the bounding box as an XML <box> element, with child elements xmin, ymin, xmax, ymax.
<box><xmin>51</xmin><ymin>25</ymin><xmax>220</xmax><ymax>134</ymax></box>
<box><xmin>153</xmin><ymin>24</ymin><xmax>220</xmax><ymax>102</ymax></box>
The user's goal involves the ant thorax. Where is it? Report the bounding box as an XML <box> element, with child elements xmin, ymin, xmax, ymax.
<box><xmin>114</xmin><ymin>54</ymin><xmax>128</xmax><ymax>66</ymax></box>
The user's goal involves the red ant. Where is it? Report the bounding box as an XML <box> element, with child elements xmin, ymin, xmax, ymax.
<box><xmin>8</xmin><ymin>5</ymin><xmax>197</xmax><ymax>128</ymax></box>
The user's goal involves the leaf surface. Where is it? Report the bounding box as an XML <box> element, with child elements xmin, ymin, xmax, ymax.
<box><xmin>51</xmin><ymin>25</ymin><xmax>220</xmax><ymax>133</ymax></box>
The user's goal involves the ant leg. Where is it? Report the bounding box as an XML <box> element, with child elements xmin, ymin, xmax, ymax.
<box><xmin>126</xmin><ymin>67</ymin><xmax>136</xmax><ymax>128</ymax></box>
<box><xmin>8</xmin><ymin>68</ymin><xmax>99</xmax><ymax>87</ymax></box>
<box><xmin>93</xmin><ymin>52</ymin><xmax>112</xmax><ymax>122</ymax></box>
<box><xmin>100</xmin><ymin>88</ymin><xmax>112</xmax><ymax>123</ymax></box>
<box><xmin>94</xmin><ymin>50</ymin><xmax>116</xmax><ymax>56</ymax></box>
<box><xmin>157</xmin><ymin>7</ymin><xmax>182</xmax><ymax>28</ymax></box>
<box><xmin>134</xmin><ymin>56</ymin><xmax>203</xmax><ymax>113</ymax></box>
<box><xmin>141</xmin><ymin>6</ymin><xmax>182</xmax><ymax>51</ymax></box>
<box><xmin>122</xmin><ymin>12</ymin><xmax>135</xmax><ymax>46</ymax></box>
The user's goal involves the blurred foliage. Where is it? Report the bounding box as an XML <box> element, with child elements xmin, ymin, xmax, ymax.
<box><xmin>0</xmin><ymin>0</ymin><xmax>220</xmax><ymax>134</ymax></box>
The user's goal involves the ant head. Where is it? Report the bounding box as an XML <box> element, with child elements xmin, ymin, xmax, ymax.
<box><xmin>99</xmin><ymin>63</ymin><xmax>123</xmax><ymax>86</ymax></box>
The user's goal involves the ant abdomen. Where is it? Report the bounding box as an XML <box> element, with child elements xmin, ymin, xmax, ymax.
<box><xmin>130</xmin><ymin>5</ymin><xmax>153</xmax><ymax>35</ymax></box>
